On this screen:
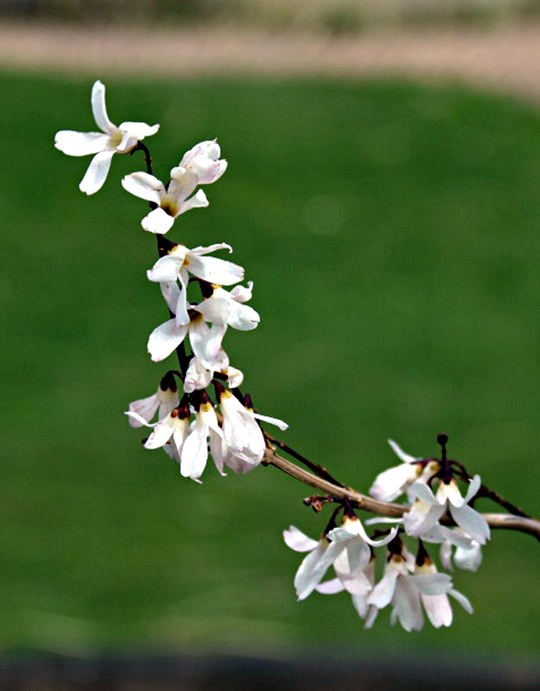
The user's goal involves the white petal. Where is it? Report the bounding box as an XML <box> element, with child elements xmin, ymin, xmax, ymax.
<box><xmin>329</xmin><ymin>518</ymin><xmax>397</xmax><ymax>548</ymax></box>
<box><xmin>463</xmin><ymin>474</ymin><xmax>482</xmax><ymax>503</ymax></box>
<box><xmin>174</xmin><ymin>271</ymin><xmax>191</xmax><ymax>327</ymax></box>
<box><xmin>124</xmin><ymin>411</ymin><xmax>154</xmax><ymax>428</ymax></box>
<box><xmin>351</xmin><ymin>593</ymin><xmax>370</xmax><ymax>619</ymax></box>
<box><xmin>342</xmin><ymin>573</ymin><xmax>372</xmax><ymax>597</ymax></box>
<box><xmin>172</xmin><ymin>421</ymin><xmax>190</xmax><ymax>458</ymax></box>
<box><xmin>187</xmin><ymin>255</ymin><xmax>244</xmax><ymax>286</ymax></box>
<box><xmin>283</xmin><ymin>526</ymin><xmax>319</xmax><ymax>553</ymax></box>
<box><xmin>449</xmin><ymin>588</ymin><xmax>474</xmax><ymax>614</ymax></box>
<box><xmin>128</xmin><ymin>392</ymin><xmax>159</xmax><ymax>427</ymax></box>
<box><xmin>209</xmin><ymin>430</ymin><xmax>227</xmax><ymax>476</ymax></box>
<box><xmin>147</xmin><ymin>319</ymin><xmax>188</xmax><ymax>362</ymax></box>
<box><xmin>188</xmin><ymin>155</ymin><xmax>227</xmax><ymax>185</ymax></box>
<box><xmin>179</xmin><ymin>189</ymin><xmax>209</xmax><ymax>215</ymax></box>
<box><xmin>252</xmin><ymin>412</ymin><xmax>288</xmax><ymax>431</ymax></box>
<box><xmin>91</xmin><ymin>80</ymin><xmax>115</xmax><ymax>133</ymax></box>
<box><xmin>115</xmin><ymin>132</ymin><xmax>138</xmax><ymax>154</ymax></box>
<box><xmin>180</xmin><ymin>420</ymin><xmax>208</xmax><ymax>480</ymax></box>
<box><xmin>367</xmin><ymin>570</ymin><xmax>398</xmax><ymax>609</ymax></box>
<box><xmin>220</xmin><ymin>393</ymin><xmax>265</xmax><ymax>461</ymax></box>
<box><xmin>364</xmin><ymin>605</ymin><xmax>379</xmax><ymax>629</ymax></box>
<box><xmin>79</xmin><ymin>150</ymin><xmax>114</xmax><ymax>195</ymax></box>
<box><xmin>316</xmin><ymin>578</ymin><xmax>345</xmax><ymax>595</ymax></box>
<box><xmin>343</xmin><ymin>540</ymin><xmax>371</xmax><ymax>574</ymax></box>
<box><xmin>118</xmin><ymin>121</ymin><xmax>160</xmax><ymax>140</ymax></box>
<box><xmin>184</xmin><ymin>357</ymin><xmax>212</xmax><ymax>394</ymax></box>
<box><xmin>200</xmin><ymin>158</ymin><xmax>227</xmax><ymax>185</ymax></box>
<box><xmin>158</xmin><ymin>389</ymin><xmax>180</xmax><ymax>421</ymax></box>
<box><xmin>189</xmin><ymin>319</ymin><xmax>227</xmax><ymax>370</ymax></box>
<box><xmin>179</xmin><ymin>140</ymin><xmax>220</xmax><ymax>167</ymax></box>
<box><xmin>142</xmin><ymin>207</ymin><xmax>176</xmax><ymax>235</ymax></box>
<box><xmin>294</xmin><ymin>541</ymin><xmax>344</xmax><ymax>601</ymax></box>
<box><xmin>223</xmin><ymin>450</ymin><xmax>260</xmax><ymax>474</ymax></box>
<box><xmin>364</xmin><ymin>517</ymin><xmax>404</xmax><ymax>526</ymax></box>
<box><xmin>409</xmin><ymin>482</ymin><xmax>441</xmax><ymax>505</ymax></box>
<box><xmin>195</xmin><ymin>297</ymin><xmax>230</xmax><ymax>326</ymax></box>
<box><xmin>225</xmin><ymin>302</ymin><xmax>260</xmax><ymax>331</ymax></box>
<box><xmin>388</xmin><ymin>439</ymin><xmax>418</xmax><ymax>464</ymax></box>
<box><xmin>449</xmin><ymin>504</ymin><xmax>490</xmax><ymax>545</ymax></box>
<box><xmin>403</xmin><ymin>501</ymin><xmax>445</xmax><ymax>537</ymax></box>
<box><xmin>159</xmin><ymin>281</ymin><xmax>181</xmax><ymax>314</ymax></box>
<box><xmin>440</xmin><ymin>540</ymin><xmax>453</xmax><ymax>571</ymax></box>
<box><xmin>393</xmin><ymin>578</ymin><xmax>424</xmax><ymax>632</ymax></box>
<box><xmin>147</xmin><ymin>256</ymin><xmax>183</xmax><ymax>283</ymax></box>
<box><xmin>454</xmin><ymin>542</ymin><xmax>483</xmax><ymax>572</ymax></box>
<box><xmin>410</xmin><ymin>573</ymin><xmax>452</xmax><ymax>596</ymax></box>
<box><xmin>122</xmin><ymin>171</ymin><xmax>164</xmax><ymax>204</ymax></box>
<box><xmin>144</xmin><ymin>417</ymin><xmax>176</xmax><ymax>449</ymax></box>
<box><xmin>54</xmin><ymin>130</ymin><xmax>109</xmax><ymax>156</ymax></box>
<box><xmin>369</xmin><ymin>463</ymin><xmax>418</xmax><ymax>502</ymax></box>
<box><xmin>191</xmin><ymin>242</ymin><xmax>233</xmax><ymax>256</ymax></box>
<box><xmin>422</xmin><ymin>593</ymin><xmax>453</xmax><ymax>628</ymax></box>
<box><xmin>226</xmin><ymin>366</ymin><xmax>244</xmax><ymax>389</ymax></box>
<box><xmin>230</xmin><ymin>281</ymin><xmax>253</xmax><ymax>303</ymax></box>
<box><xmin>433</xmin><ymin>526</ymin><xmax>475</xmax><ymax>549</ymax></box>
<box><xmin>438</xmin><ymin>480</ymin><xmax>465</xmax><ymax>508</ymax></box>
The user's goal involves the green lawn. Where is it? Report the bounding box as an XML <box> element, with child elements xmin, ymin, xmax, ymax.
<box><xmin>1</xmin><ymin>72</ymin><xmax>539</xmax><ymax>656</ymax></box>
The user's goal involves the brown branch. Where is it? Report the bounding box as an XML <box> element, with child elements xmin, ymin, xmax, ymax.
<box><xmin>263</xmin><ymin>446</ymin><xmax>540</xmax><ymax>540</ymax></box>
<box><xmin>263</xmin><ymin>430</ymin><xmax>346</xmax><ymax>487</ymax></box>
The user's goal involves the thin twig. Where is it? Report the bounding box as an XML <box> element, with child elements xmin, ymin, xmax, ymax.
<box><xmin>263</xmin><ymin>431</ymin><xmax>346</xmax><ymax>487</ymax></box>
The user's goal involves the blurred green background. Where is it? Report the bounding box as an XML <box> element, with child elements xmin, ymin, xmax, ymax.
<box><xmin>1</xmin><ymin>70</ymin><xmax>539</xmax><ymax>659</ymax></box>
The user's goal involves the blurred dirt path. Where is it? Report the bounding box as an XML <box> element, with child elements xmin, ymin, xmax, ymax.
<box><xmin>2</xmin><ymin>21</ymin><xmax>540</xmax><ymax>102</ymax></box>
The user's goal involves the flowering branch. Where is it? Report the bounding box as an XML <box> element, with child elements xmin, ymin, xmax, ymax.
<box><xmin>55</xmin><ymin>80</ymin><xmax>538</xmax><ymax>634</ymax></box>
<box><xmin>263</xmin><ymin>444</ymin><xmax>540</xmax><ymax>538</ymax></box>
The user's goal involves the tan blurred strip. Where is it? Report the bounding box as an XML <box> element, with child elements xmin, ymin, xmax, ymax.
<box><xmin>2</xmin><ymin>21</ymin><xmax>540</xmax><ymax>100</ymax></box>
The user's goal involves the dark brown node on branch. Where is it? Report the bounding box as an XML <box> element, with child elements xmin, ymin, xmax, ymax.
<box><xmin>437</xmin><ymin>432</ymin><xmax>449</xmax><ymax>449</ymax></box>
<box><xmin>303</xmin><ymin>495</ymin><xmax>335</xmax><ymax>513</ymax></box>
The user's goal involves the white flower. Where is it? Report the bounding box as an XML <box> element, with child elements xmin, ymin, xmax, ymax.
<box><xmin>196</xmin><ymin>283</ymin><xmax>260</xmax><ymax>332</ymax></box>
<box><xmin>127</xmin><ymin>394</ymin><xmax>229</xmax><ymax>483</ymax></box>
<box><xmin>327</xmin><ymin>516</ymin><xmax>398</xmax><ymax>591</ymax></box>
<box><xmin>215</xmin><ymin>389</ymin><xmax>288</xmax><ymax>473</ymax></box>
<box><xmin>369</xmin><ymin>439</ymin><xmax>438</xmax><ymax>502</ymax></box>
<box><xmin>180</xmin><ymin>395</ymin><xmax>224</xmax><ymax>481</ymax></box>
<box><xmin>184</xmin><ymin>356</ymin><xmax>243</xmax><ymax>394</ymax></box>
<box><xmin>184</xmin><ymin>356</ymin><xmax>214</xmax><ymax>393</ymax></box>
<box><xmin>125</xmin><ymin>402</ymin><xmax>190</xmax><ymax>461</ymax></box>
<box><xmin>55</xmin><ymin>80</ymin><xmax>159</xmax><ymax>195</ymax></box>
<box><xmin>284</xmin><ymin>516</ymin><xmax>396</xmax><ymax>602</ymax></box>
<box><xmin>147</xmin><ymin>311</ymin><xmax>228</xmax><ymax>367</ymax></box>
<box><xmin>127</xmin><ymin>372</ymin><xmax>179</xmax><ymax>428</ymax></box>
<box><xmin>349</xmin><ymin>559</ymin><xmax>377</xmax><ymax>620</ymax></box>
<box><xmin>283</xmin><ymin>526</ymin><xmax>345</xmax><ymax>601</ymax></box>
<box><xmin>438</xmin><ymin>530</ymin><xmax>483</xmax><ymax>572</ymax></box>
<box><xmin>173</xmin><ymin>140</ymin><xmax>227</xmax><ymax>185</ymax></box>
<box><xmin>223</xmin><ymin>365</ymin><xmax>244</xmax><ymax>390</ymax></box>
<box><xmin>366</xmin><ymin>544</ymin><xmax>472</xmax><ymax>631</ymax></box>
<box><xmin>147</xmin><ymin>243</ymin><xmax>244</xmax><ymax>326</ymax></box>
<box><xmin>121</xmin><ymin>140</ymin><xmax>227</xmax><ymax>234</ymax></box>
<box><xmin>404</xmin><ymin>475</ymin><xmax>491</xmax><ymax>545</ymax></box>
<box><xmin>316</xmin><ymin>548</ymin><xmax>375</xmax><ymax>602</ymax></box>
<box><xmin>454</xmin><ymin>540</ymin><xmax>483</xmax><ymax>571</ymax></box>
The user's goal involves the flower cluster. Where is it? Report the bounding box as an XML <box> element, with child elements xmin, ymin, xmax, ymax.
<box><xmin>284</xmin><ymin>436</ymin><xmax>489</xmax><ymax>631</ymax></box>
<box><xmin>55</xmin><ymin>80</ymin><xmax>286</xmax><ymax>483</ymax></box>
<box><xmin>56</xmin><ymin>80</ymin><xmax>532</xmax><ymax>637</ymax></box>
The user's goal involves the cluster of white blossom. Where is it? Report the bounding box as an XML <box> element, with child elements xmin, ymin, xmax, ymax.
<box><xmin>285</xmin><ymin>438</ymin><xmax>490</xmax><ymax>631</ymax></box>
<box><xmin>55</xmin><ymin>80</ymin><xmax>287</xmax><ymax>483</ymax></box>
<box><xmin>56</xmin><ymin>80</ymin><xmax>508</xmax><ymax>635</ymax></box>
